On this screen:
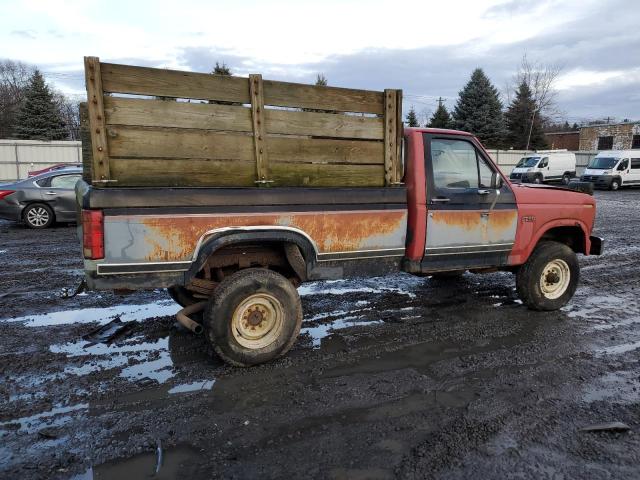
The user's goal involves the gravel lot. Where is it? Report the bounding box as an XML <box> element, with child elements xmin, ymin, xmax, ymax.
<box><xmin>1</xmin><ymin>189</ymin><xmax>639</xmax><ymax>479</ymax></box>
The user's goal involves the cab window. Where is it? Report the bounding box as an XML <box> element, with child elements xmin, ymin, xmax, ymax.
<box><xmin>618</xmin><ymin>159</ymin><xmax>629</xmax><ymax>171</ymax></box>
<box><xmin>538</xmin><ymin>157</ymin><xmax>549</xmax><ymax>168</ymax></box>
<box><xmin>431</xmin><ymin>138</ymin><xmax>495</xmax><ymax>190</ymax></box>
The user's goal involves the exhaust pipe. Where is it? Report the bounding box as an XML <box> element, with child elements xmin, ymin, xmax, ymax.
<box><xmin>176</xmin><ymin>301</ymin><xmax>207</xmax><ymax>335</ymax></box>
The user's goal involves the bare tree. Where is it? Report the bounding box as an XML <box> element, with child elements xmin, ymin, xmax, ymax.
<box><xmin>512</xmin><ymin>54</ymin><xmax>562</xmax><ymax>149</ymax></box>
<box><xmin>53</xmin><ymin>92</ymin><xmax>80</xmax><ymax>140</ymax></box>
<box><xmin>0</xmin><ymin>60</ymin><xmax>35</xmax><ymax>138</ymax></box>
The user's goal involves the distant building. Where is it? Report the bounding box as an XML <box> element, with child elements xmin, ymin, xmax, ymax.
<box><xmin>544</xmin><ymin>131</ymin><xmax>579</xmax><ymax>150</ymax></box>
<box><xmin>579</xmin><ymin>121</ymin><xmax>640</xmax><ymax>151</ymax></box>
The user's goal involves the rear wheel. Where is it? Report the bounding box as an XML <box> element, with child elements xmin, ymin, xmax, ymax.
<box><xmin>516</xmin><ymin>241</ymin><xmax>579</xmax><ymax>311</ymax></box>
<box><xmin>561</xmin><ymin>174</ymin><xmax>571</xmax><ymax>185</ymax></box>
<box><xmin>203</xmin><ymin>268</ymin><xmax>302</xmax><ymax>367</ymax></box>
<box><xmin>23</xmin><ymin>203</ymin><xmax>54</xmax><ymax>229</ymax></box>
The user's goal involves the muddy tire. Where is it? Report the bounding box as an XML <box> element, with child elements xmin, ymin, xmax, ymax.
<box><xmin>167</xmin><ymin>285</ymin><xmax>200</xmax><ymax>307</ymax></box>
<box><xmin>23</xmin><ymin>203</ymin><xmax>54</xmax><ymax>229</ymax></box>
<box><xmin>533</xmin><ymin>175</ymin><xmax>543</xmax><ymax>184</ymax></box>
<box><xmin>203</xmin><ymin>268</ymin><xmax>302</xmax><ymax>367</ymax></box>
<box><xmin>561</xmin><ymin>174</ymin><xmax>571</xmax><ymax>185</ymax></box>
<box><xmin>516</xmin><ymin>241</ymin><xmax>579</xmax><ymax>311</ymax></box>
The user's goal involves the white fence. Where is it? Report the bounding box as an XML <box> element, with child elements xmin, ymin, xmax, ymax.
<box><xmin>487</xmin><ymin>149</ymin><xmax>599</xmax><ymax>176</ymax></box>
<box><xmin>0</xmin><ymin>139</ymin><xmax>600</xmax><ymax>183</ymax></box>
<box><xmin>0</xmin><ymin>140</ymin><xmax>82</xmax><ymax>182</ymax></box>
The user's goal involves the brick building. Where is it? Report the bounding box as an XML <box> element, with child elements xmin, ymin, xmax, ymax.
<box><xmin>579</xmin><ymin>121</ymin><xmax>640</xmax><ymax>151</ymax></box>
<box><xmin>544</xmin><ymin>131</ymin><xmax>580</xmax><ymax>150</ymax></box>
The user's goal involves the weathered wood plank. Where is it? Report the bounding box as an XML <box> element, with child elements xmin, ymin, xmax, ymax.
<box><xmin>383</xmin><ymin>89</ymin><xmax>398</xmax><ymax>185</ymax></box>
<box><xmin>264</xmin><ymin>80</ymin><xmax>384</xmax><ymax>114</ymax></box>
<box><xmin>104</xmin><ymin>96</ymin><xmax>384</xmax><ymax>140</ymax></box>
<box><xmin>268</xmin><ymin>137</ymin><xmax>384</xmax><ymax>165</ymax></box>
<box><xmin>79</xmin><ymin>102</ymin><xmax>92</xmax><ymax>183</ymax></box>
<box><xmin>110</xmin><ymin>158</ymin><xmax>256</xmax><ymax>187</ymax></box>
<box><xmin>266</xmin><ymin>109</ymin><xmax>383</xmax><ymax>140</ymax></box>
<box><xmin>395</xmin><ymin>90</ymin><xmax>404</xmax><ymax>183</ymax></box>
<box><xmin>104</xmin><ymin>96</ymin><xmax>253</xmax><ymax>133</ymax></box>
<box><xmin>249</xmin><ymin>74</ymin><xmax>269</xmax><ymax>183</ymax></box>
<box><xmin>100</xmin><ymin>62</ymin><xmax>251</xmax><ymax>103</ymax></box>
<box><xmin>106</xmin><ymin>126</ymin><xmax>255</xmax><ymax>161</ymax></box>
<box><xmin>270</xmin><ymin>163</ymin><xmax>385</xmax><ymax>187</ymax></box>
<box><xmin>84</xmin><ymin>57</ymin><xmax>111</xmax><ymax>183</ymax></box>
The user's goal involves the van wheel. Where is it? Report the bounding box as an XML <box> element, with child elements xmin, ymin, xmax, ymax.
<box><xmin>203</xmin><ymin>268</ymin><xmax>302</xmax><ymax>367</ymax></box>
<box><xmin>516</xmin><ymin>241</ymin><xmax>579</xmax><ymax>311</ymax></box>
<box><xmin>610</xmin><ymin>178</ymin><xmax>620</xmax><ymax>191</ymax></box>
<box><xmin>23</xmin><ymin>203</ymin><xmax>54</xmax><ymax>229</ymax></box>
<box><xmin>561</xmin><ymin>174</ymin><xmax>571</xmax><ymax>185</ymax></box>
<box><xmin>533</xmin><ymin>175</ymin><xmax>543</xmax><ymax>184</ymax></box>
<box><xmin>167</xmin><ymin>285</ymin><xmax>200</xmax><ymax>307</ymax></box>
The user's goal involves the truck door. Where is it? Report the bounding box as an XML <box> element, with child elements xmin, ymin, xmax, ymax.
<box><xmin>421</xmin><ymin>134</ymin><xmax>518</xmax><ymax>272</ymax></box>
<box><xmin>627</xmin><ymin>157</ymin><xmax>640</xmax><ymax>185</ymax></box>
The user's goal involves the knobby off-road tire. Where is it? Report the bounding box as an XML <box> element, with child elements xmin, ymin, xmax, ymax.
<box><xmin>167</xmin><ymin>285</ymin><xmax>200</xmax><ymax>307</ymax></box>
<box><xmin>23</xmin><ymin>203</ymin><xmax>54</xmax><ymax>229</ymax></box>
<box><xmin>204</xmin><ymin>268</ymin><xmax>302</xmax><ymax>367</ymax></box>
<box><xmin>516</xmin><ymin>241</ymin><xmax>579</xmax><ymax>311</ymax></box>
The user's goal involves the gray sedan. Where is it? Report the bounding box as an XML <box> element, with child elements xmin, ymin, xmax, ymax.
<box><xmin>0</xmin><ymin>167</ymin><xmax>83</xmax><ymax>228</ymax></box>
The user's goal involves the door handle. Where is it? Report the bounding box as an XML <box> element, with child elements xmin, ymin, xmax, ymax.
<box><xmin>45</xmin><ymin>191</ymin><xmax>58</xmax><ymax>195</ymax></box>
<box><xmin>431</xmin><ymin>198</ymin><xmax>450</xmax><ymax>203</ymax></box>
<box><xmin>478</xmin><ymin>189</ymin><xmax>491</xmax><ymax>195</ymax></box>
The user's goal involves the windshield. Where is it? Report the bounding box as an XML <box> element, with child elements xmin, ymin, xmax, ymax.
<box><xmin>516</xmin><ymin>156</ymin><xmax>540</xmax><ymax>168</ymax></box>
<box><xmin>588</xmin><ymin>157</ymin><xmax>618</xmax><ymax>169</ymax></box>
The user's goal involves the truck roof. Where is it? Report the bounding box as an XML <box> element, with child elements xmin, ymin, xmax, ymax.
<box><xmin>404</xmin><ymin>127</ymin><xmax>474</xmax><ymax>136</ymax></box>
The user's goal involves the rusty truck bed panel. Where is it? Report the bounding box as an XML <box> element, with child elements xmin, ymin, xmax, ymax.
<box><xmin>103</xmin><ymin>210</ymin><xmax>408</xmax><ymax>263</ymax></box>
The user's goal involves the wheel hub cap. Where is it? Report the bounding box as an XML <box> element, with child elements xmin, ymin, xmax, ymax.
<box><xmin>539</xmin><ymin>259</ymin><xmax>570</xmax><ymax>300</ymax></box>
<box><xmin>27</xmin><ymin>208</ymin><xmax>49</xmax><ymax>226</ymax></box>
<box><xmin>232</xmin><ymin>293</ymin><xmax>284</xmax><ymax>349</ymax></box>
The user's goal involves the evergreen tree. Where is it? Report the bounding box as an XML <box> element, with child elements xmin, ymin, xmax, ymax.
<box><xmin>504</xmin><ymin>81</ymin><xmax>546</xmax><ymax>150</ymax></box>
<box><xmin>428</xmin><ymin>98</ymin><xmax>452</xmax><ymax>128</ymax></box>
<box><xmin>405</xmin><ymin>106</ymin><xmax>420</xmax><ymax>127</ymax></box>
<box><xmin>212</xmin><ymin>62</ymin><xmax>231</xmax><ymax>75</ymax></box>
<box><xmin>315</xmin><ymin>74</ymin><xmax>328</xmax><ymax>86</ymax></box>
<box><xmin>14</xmin><ymin>70</ymin><xmax>66</xmax><ymax>140</ymax></box>
<box><xmin>452</xmin><ymin>68</ymin><xmax>505</xmax><ymax>148</ymax></box>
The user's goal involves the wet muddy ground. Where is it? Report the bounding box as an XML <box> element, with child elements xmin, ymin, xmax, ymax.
<box><xmin>1</xmin><ymin>190</ymin><xmax>639</xmax><ymax>479</ymax></box>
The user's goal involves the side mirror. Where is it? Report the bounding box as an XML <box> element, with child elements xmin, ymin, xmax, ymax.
<box><xmin>492</xmin><ymin>172</ymin><xmax>503</xmax><ymax>190</ymax></box>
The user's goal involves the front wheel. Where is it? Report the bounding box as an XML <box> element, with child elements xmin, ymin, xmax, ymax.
<box><xmin>533</xmin><ymin>175</ymin><xmax>543</xmax><ymax>184</ymax></box>
<box><xmin>610</xmin><ymin>178</ymin><xmax>621</xmax><ymax>191</ymax></box>
<box><xmin>203</xmin><ymin>268</ymin><xmax>302</xmax><ymax>367</ymax></box>
<box><xmin>516</xmin><ymin>241</ymin><xmax>579</xmax><ymax>311</ymax></box>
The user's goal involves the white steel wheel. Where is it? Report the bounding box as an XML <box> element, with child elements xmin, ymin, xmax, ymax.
<box><xmin>539</xmin><ymin>259</ymin><xmax>571</xmax><ymax>300</ymax></box>
<box><xmin>231</xmin><ymin>293</ymin><xmax>285</xmax><ymax>350</ymax></box>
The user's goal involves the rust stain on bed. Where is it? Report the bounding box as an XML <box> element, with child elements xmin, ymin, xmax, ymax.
<box><xmin>138</xmin><ymin>210</ymin><xmax>407</xmax><ymax>261</ymax></box>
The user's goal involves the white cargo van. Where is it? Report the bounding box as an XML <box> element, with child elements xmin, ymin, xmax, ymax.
<box><xmin>580</xmin><ymin>150</ymin><xmax>640</xmax><ymax>190</ymax></box>
<box><xmin>509</xmin><ymin>150</ymin><xmax>577</xmax><ymax>185</ymax></box>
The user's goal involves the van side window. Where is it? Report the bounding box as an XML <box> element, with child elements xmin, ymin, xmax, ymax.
<box><xmin>631</xmin><ymin>158</ymin><xmax>640</xmax><ymax>169</ymax></box>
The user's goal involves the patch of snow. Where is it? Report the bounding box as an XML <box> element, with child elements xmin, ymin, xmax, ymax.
<box><xmin>1</xmin><ymin>301</ymin><xmax>180</xmax><ymax>327</ymax></box>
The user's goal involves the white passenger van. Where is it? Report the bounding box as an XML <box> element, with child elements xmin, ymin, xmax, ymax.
<box><xmin>509</xmin><ymin>150</ymin><xmax>577</xmax><ymax>185</ymax></box>
<box><xmin>580</xmin><ymin>150</ymin><xmax>640</xmax><ymax>190</ymax></box>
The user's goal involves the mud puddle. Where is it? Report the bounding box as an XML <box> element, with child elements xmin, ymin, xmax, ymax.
<box><xmin>71</xmin><ymin>444</ymin><xmax>201</xmax><ymax>480</ymax></box>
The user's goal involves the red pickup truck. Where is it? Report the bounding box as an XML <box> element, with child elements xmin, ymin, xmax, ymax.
<box><xmin>77</xmin><ymin>59</ymin><xmax>602</xmax><ymax>366</ymax></box>
<box><xmin>78</xmin><ymin>126</ymin><xmax>602</xmax><ymax>366</ymax></box>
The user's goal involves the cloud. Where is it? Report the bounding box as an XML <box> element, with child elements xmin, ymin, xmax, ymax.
<box><xmin>10</xmin><ymin>30</ymin><xmax>36</xmax><ymax>39</ymax></box>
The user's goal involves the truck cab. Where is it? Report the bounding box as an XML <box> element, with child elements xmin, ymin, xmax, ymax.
<box><xmin>581</xmin><ymin>150</ymin><xmax>640</xmax><ymax>190</ymax></box>
<box><xmin>509</xmin><ymin>150</ymin><xmax>576</xmax><ymax>185</ymax></box>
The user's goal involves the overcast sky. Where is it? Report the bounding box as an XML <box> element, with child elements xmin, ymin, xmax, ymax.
<box><xmin>2</xmin><ymin>0</ymin><xmax>639</xmax><ymax>123</ymax></box>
